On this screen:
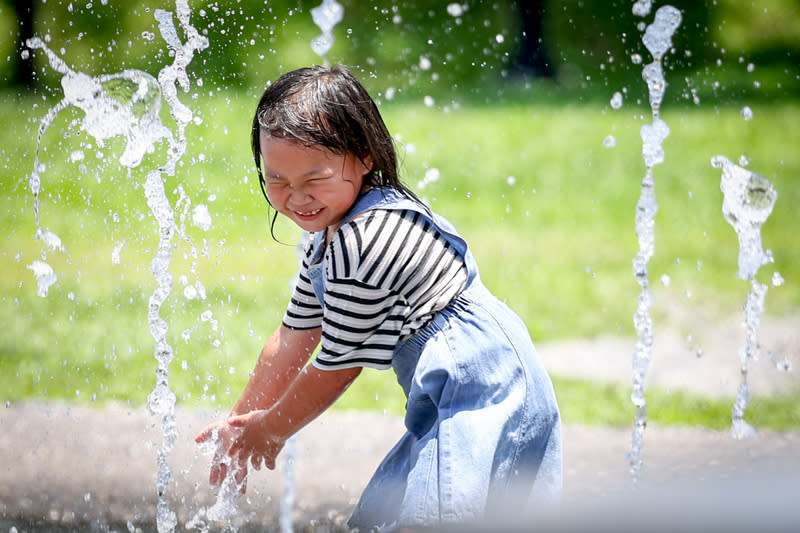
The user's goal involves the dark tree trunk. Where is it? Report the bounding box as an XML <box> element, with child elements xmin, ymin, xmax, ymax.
<box><xmin>514</xmin><ymin>0</ymin><xmax>554</xmax><ymax>78</ymax></box>
<box><xmin>12</xmin><ymin>0</ymin><xmax>36</xmax><ymax>87</ymax></box>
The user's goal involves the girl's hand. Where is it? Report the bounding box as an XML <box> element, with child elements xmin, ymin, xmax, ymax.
<box><xmin>227</xmin><ymin>409</ymin><xmax>286</xmax><ymax>471</ymax></box>
<box><xmin>194</xmin><ymin>420</ymin><xmax>249</xmax><ymax>493</ymax></box>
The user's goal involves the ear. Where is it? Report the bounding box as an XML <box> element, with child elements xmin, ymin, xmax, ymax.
<box><xmin>360</xmin><ymin>154</ymin><xmax>374</xmax><ymax>176</ymax></box>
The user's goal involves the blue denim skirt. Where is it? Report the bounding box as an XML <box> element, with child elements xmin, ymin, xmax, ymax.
<box><xmin>348</xmin><ymin>282</ymin><xmax>562</xmax><ymax>531</ymax></box>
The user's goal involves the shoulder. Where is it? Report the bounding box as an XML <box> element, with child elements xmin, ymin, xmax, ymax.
<box><xmin>335</xmin><ymin>208</ymin><xmax>430</xmax><ymax>253</ymax></box>
<box><xmin>328</xmin><ymin>207</ymin><xmax>460</xmax><ymax>283</ymax></box>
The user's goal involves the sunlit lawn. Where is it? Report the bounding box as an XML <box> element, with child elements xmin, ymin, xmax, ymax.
<box><xmin>1</xmin><ymin>89</ymin><xmax>798</xmax><ymax>429</ymax></box>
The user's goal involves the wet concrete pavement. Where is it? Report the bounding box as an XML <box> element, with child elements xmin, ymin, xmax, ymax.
<box><xmin>3</xmin><ymin>312</ymin><xmax>799</xmax><ymax>530</ymax></box>
<box><xmin>2</xmin><ymin>401</ymin><xmax>800</xmax><ymax>531</ymax></box>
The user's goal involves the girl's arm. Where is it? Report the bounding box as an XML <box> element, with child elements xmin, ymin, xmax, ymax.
<box><xmin>195</xmin><ymin>324</ymin><xmax>323</xmax><ymax>490</ymax></box>
<box><xmin>227</xmin><ymin>361</ymin><xmax>362</xmax><ymax>470</ymax></box>
<box><xmin>230</xmin><ymin>324</ymin><xmax>323</xmax><ymax>415</ymax></box>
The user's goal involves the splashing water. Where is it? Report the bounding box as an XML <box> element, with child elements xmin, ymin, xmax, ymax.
<box><xmin>25</xmin><ymin>1</ymin><xmax>208</xmax><ymax>531</ymax></box>
<box><xmin>24</xmin><ymin>37</ymin><xmax>172</xmax><ymax>296</ymax></box>
<box><xmin>26</xmin><ymin>260</ymin><xmax>57</xmax><ymax>297</ymax></box>
<box><xmin>712</xmin><ymin>155</ymin><xmax>778</xmax><ymax>439</ymax></box>
<box><xmin>187</xmin><ymin>430</ymin><xmax>247</xmax><ymax>532</ymax></box>
<box><xmin>627</xmin><ymin>4</ymin><xmax>682</xmax><ymax>484</ymax></box>
<box><xmin>632</xmin><ymin>0</ymin><xmax>654</xmax><ymax>18</ymax></box>
<box><xmin>713</xmin><ymin>156</ymin><xmax>777</xmax><ymax>281</ymax></box>
<box><xmin>310</xmin><ymin>0</ymin><xmax>344</xmax><ymax>59</ymax></box>
<box><xmin>145</xmin><ymin>5</ymin><xmax>208</xmax><ymax>532</ymax></box>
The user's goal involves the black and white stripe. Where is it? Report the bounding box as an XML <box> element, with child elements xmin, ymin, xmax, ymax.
<box><xmin>283</xmin><ymin>209</ymin><xmax>468</xmax><ymax>370</ymax></box>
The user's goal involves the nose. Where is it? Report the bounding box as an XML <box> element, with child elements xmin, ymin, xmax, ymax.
<box><xmin>288</xmin><ymin>184</ymin><xmax>311</xmax><ymax>204</ymax></box>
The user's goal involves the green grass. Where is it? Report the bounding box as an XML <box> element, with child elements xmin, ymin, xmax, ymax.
<box><xmin>1</xmin><ymin>88</ymin><xmax>798</xmax><ymax>430</ymax></box>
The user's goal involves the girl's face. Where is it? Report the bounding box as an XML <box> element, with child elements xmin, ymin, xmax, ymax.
<box><xmin>260</xmin><ymin>133</ymin><xmax>373</xmax><ymax>236</ymax></box>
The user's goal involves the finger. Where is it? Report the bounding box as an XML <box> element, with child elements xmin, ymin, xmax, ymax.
<box><xmin>210</xmin><ymin>461</ymin><xmax>227</xmax><ymax>487</ymax></box>
<box><xmin>195</xmin><ymin>426</ymin><xmax>217</xmax><ymax>443</ymax></box>
<box><xmin>235</xmin><ymin>456</ymin><xmax>249</xmax><ymax>494</ymax></box>
<box><xmin>227</xmin><ymin>437</ymin><xmax>242</xmax><ymax>458</ymax></box>
<box><xmin>227</xmin><ymin>414</ymin><xmax>248</xmax><ymax>427</ymax></box>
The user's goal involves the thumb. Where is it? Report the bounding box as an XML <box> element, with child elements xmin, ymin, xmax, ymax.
<box><xmin>227</xmin><ymin>412</ymin><xmax>251</xmax><ymax>427</ymax></box>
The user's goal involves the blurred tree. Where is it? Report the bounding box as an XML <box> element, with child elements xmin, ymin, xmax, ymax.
<box><xmin>512</xmin><ymin>0</ymin><xmax>554</xmax><ymax>78</ymax></box>
<box><xmin>9</xmin><ymin>0</ymin><xmax>35</xmax><ymax>87</ymax></box>
<box><xmin>1</xmin><ymin>0</ymin><xmax>796</xmax><ymax>103</ymax></box>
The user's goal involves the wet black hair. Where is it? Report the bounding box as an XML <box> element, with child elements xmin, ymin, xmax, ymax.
<box><xmin>251</xmin><ymin>65</ymin><xmax>420</xmax><ymax>239</ymax></box>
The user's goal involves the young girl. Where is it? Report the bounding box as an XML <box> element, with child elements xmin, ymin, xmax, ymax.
<box><xmin>195</xmin><ymin>65</ymin><xmax>562</xmax><ymax>531</ymax></box>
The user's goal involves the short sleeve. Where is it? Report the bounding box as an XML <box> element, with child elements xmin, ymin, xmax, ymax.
<box><xmin>312</xmin><ymin>278</ymin><xmax>410</xmax><ymax>370</ymax></box>
<box><xmin>306</xmin><ymin>207</ymin><xmax>466</xmax><ymax>371</ymax></box>
<box><xmin>282</xmin><ymin>240</ymin><xmax>323</xmax><ymax>330</ymax></box>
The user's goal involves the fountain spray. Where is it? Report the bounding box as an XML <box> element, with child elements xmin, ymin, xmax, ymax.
<box><xmin>711</xmin><ymin>156</ymin><xmax>778</xmax><ymax>439</ymax></box>
<box><xmin>627</xmin><ymin>4</ymin><xmax>682</xmax><ymax>483</ymax></box>
<box><xmin>25</xmin><ymin>2</ymin><xmax>208</xmax><ymax>531</ymax></box>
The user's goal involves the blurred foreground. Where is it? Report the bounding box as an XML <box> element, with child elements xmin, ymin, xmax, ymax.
<box><xmin>2</xmin><ymin>397</ymin><xmax>799</xmax><ymax>531</ymax></box>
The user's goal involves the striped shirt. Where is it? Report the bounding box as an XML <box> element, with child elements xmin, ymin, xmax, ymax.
<box><xmin>283</xmin><ymin>208</ymin><xmax>468</xmax><ymax>370</ymax></box>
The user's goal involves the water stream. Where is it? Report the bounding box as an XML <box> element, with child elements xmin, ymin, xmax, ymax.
<box><xmin>25</xmin><ymin>2</ymin><xmax>208</xmax><ymax>532</ymax></box>
<box><xmin>711</xmin><ymin>155</ymin><xmax>778</xmax><ymax>439</ymax></box>
<box><xmin>627</xmin><ymin>3</ymin><xmax>682</xmax><ymax>484</ymax></box>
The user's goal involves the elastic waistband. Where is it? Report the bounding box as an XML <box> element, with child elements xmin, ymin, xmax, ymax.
<box><xmin>395</xmin><ymin>279</ymin><xmax>493</xmax><ymax>353</ymax></box>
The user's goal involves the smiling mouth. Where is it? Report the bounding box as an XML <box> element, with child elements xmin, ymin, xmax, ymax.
<box><xmin>295</xmin><ymin>208</ymin><xmax>322</xmax><ymax>217</ymax></box>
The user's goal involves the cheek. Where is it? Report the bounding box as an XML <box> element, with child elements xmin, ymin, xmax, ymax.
<box><xmin>265</xmin><ymin>185</ymin><xmax>289</xmax><ymax>205</ymax></box>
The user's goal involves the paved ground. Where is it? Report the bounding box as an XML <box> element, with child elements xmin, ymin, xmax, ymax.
<box><xmin>2</xmin><ymin>311</ymin><xmax>799</xmax><ymax>531</ymax></box>
<box><xmin>2</xmin><ymin>403</ymin><xmax>800</xmax><ymax>532</ymax></box>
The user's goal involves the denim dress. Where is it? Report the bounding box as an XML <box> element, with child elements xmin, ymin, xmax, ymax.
<box><xmin>306</xmin><ymin>188</ymin><xmax>562</xmax><ymax>532</ymax></box>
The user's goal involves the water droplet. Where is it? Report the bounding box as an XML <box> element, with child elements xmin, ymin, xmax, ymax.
<box><xmin>183</xmin><ymin>284</ymin><xmax>198</xmax><ymax>300</ymax></box>
<box><xmin>192</xmin><ymin>204</ymin><xmax>212</xmax><ymax>230</ymax></box>
<box><xmin>640</xmin><ymin>118</ymin><xmax>670</xmax><ymax>167</ymax></box>
<box><xmin>423</xmin><ymin>95</ymin><xmax>435</xmax><ymax>107</ymax></box>
<box><xmin>610</xmin><ymin>91</ymin><xmax>623</xmax><ymax>109</ymax></box>
<box><xmin>773</xmin><ymin>355</ymin><xmax>791</xmax><ymax>372</ymax></box>
<box><xmin>418</xmin><ymin>167</ymin><xmax>441</xmax><ymax>190</ymax></box>
<box><xmin>740</xmin><ymin>106</ymin><xmax>753</xmax><ymax>120</ymax></box>
<box><xmin>36</xmin><ymin>230</ymin><xmax>65</xmax><ymax>254</ymax></box>
<box><xmin>111</xmin><ymin>242</ymin><xmax>124</xmax><ymax>265</ymax></box>
<box><xmin>27</xmin><ymin>260</ymin><xmax>57</xmax><ymax>297</ymax></box>
<box><xmin>419</xmin><ymin>56</ymin><xmax>431</xmax><ymax>71</ymax></box>
<box><xmin>603</xmin><ymin>135</ymin><xmax>617</xmax><ymax>148</ymax></box>
<box><xmin>771</xmin><ymin>272</ymin><xmax>784</xmax><ymax>287</ymax></box>
<box><xmin>447</xmin><ymin>3</ymin><xmax>465</xmax><ymax>17</ymax></box>
<box><xmin>713</xmin><ymin>155</ymin><xmax>777</xmax><ymax>280</ymax></box>
<box><xmin>311</xmin><ymin>0</ymin><xmax>344</xmax><ymax>33</ymax></box>
<box><xmin>310</xmin><ymin>33</ymin><xmax>334</xmax><ymax>57</ymax></box>
<box><xmin>506</xmin><ymin>176</ymin><xmax>516</xmax><ymax>186</ymax></box>
<box><xmin>659</xmin><ymin>274</ymin><xmax>671</xmax><ymax>286</ymax></box>
<box><xmin>632</xmin><ymin>0</ymin><xmax>653</xmax><ymax>17</ymax></box>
